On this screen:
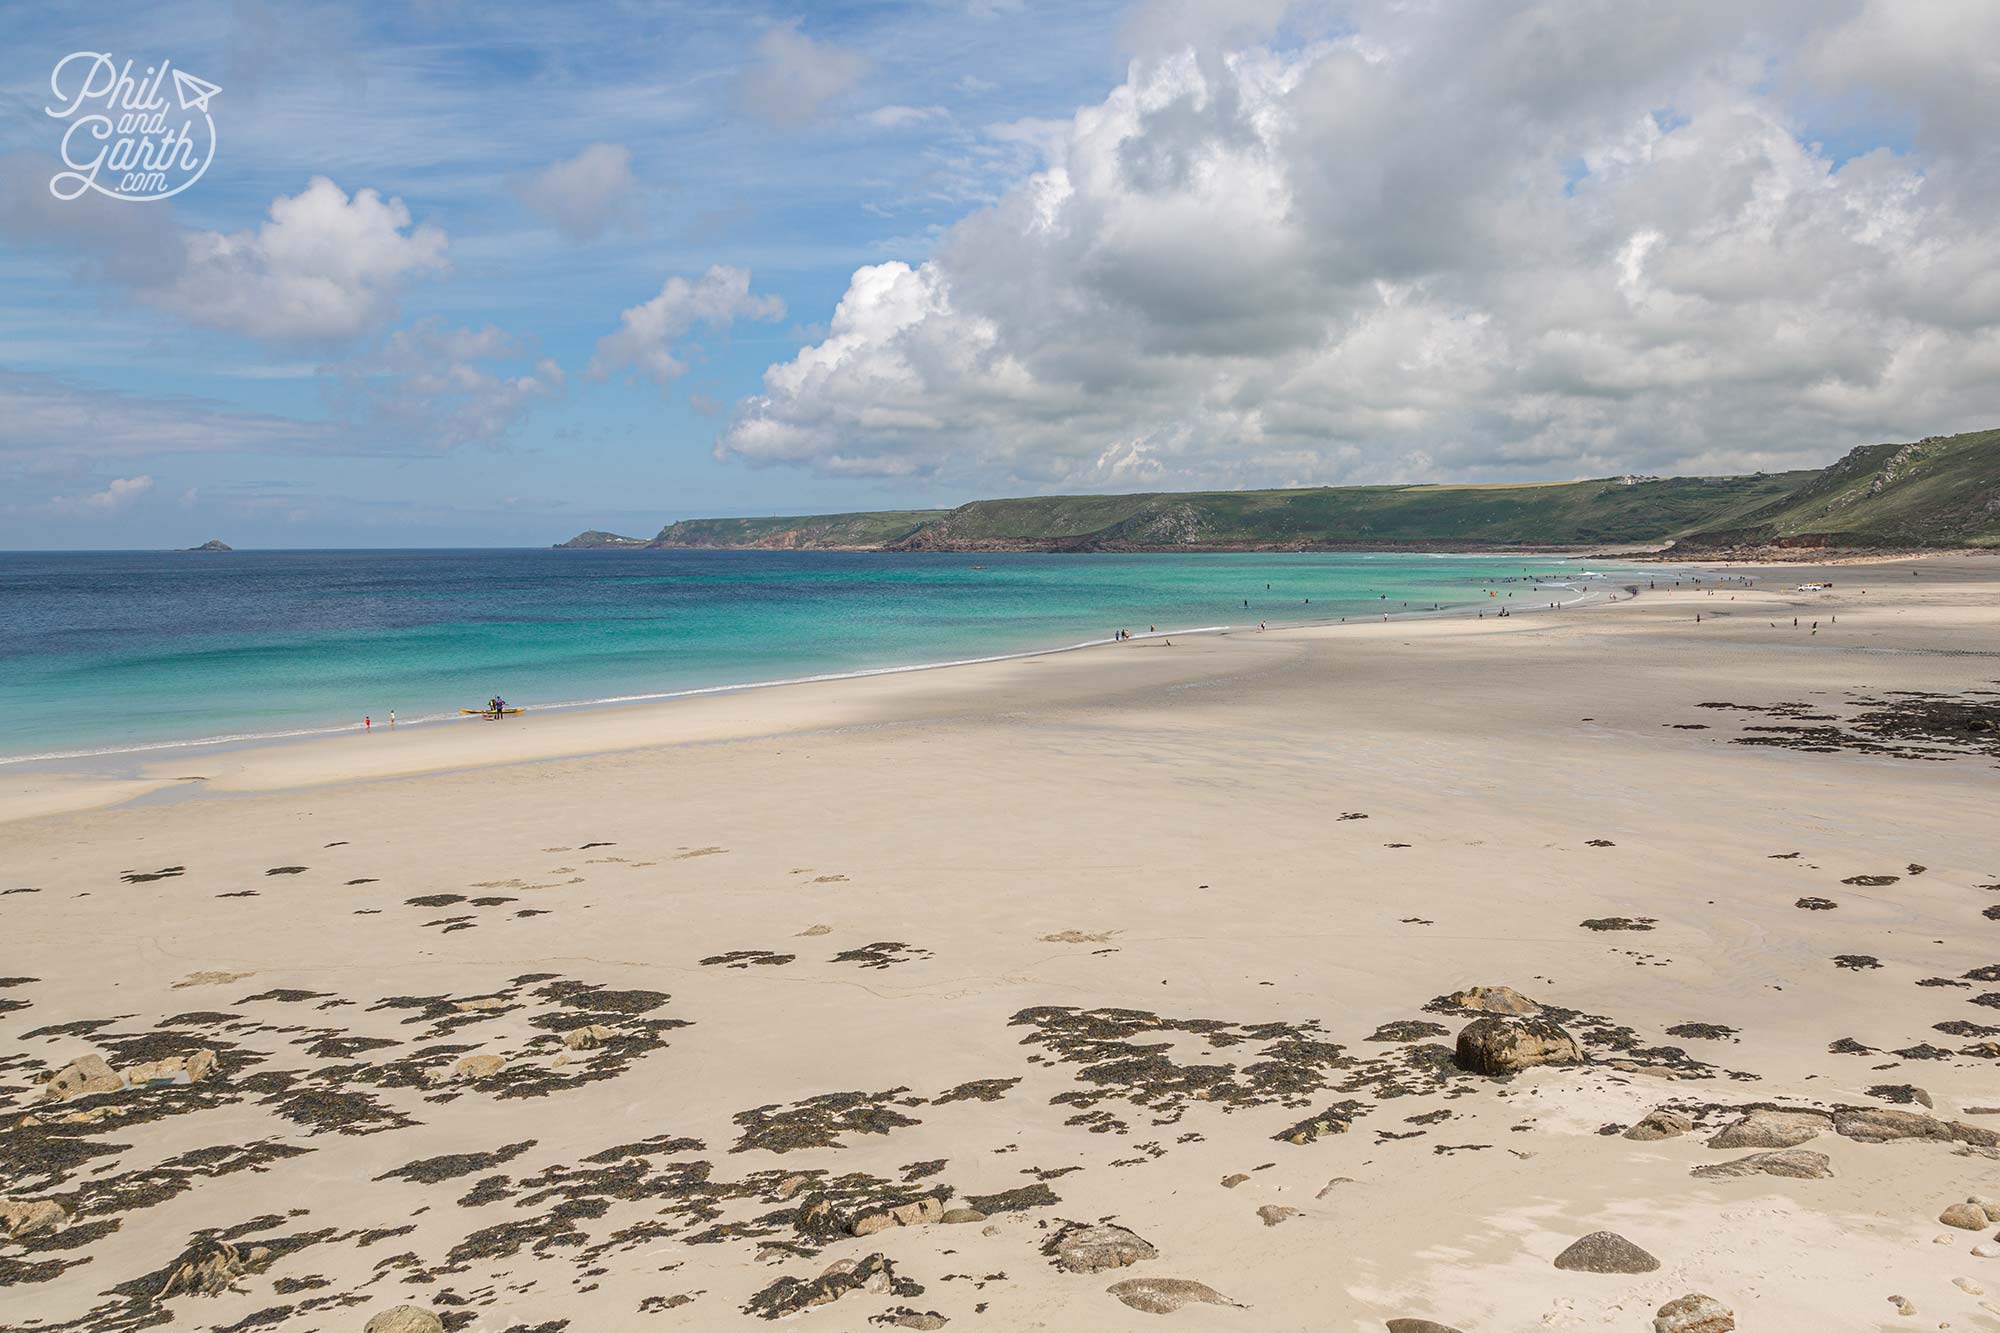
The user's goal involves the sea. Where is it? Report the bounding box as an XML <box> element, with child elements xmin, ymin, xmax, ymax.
<box><xmin>0</xmin><ymin>549</ymin><xmax>1623</xmax><ymax>764</ymax></box>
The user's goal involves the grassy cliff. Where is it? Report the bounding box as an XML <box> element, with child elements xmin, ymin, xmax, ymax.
<box><xmin>558</xmin><ymin>428</ymin><xmax>1996</xmax><ymax>553</ymax></box>
<box><xmin>895</xmin><ymin>473</ymin><xmax>1812</xmax><ymax>550</ymax></box>
<box><xmin>1673</xmin><ymin>429</ymin><xmax>2000</xmax><ymax>550</ymax></box>
<box><xmin>650</xmin><ymin>510</ymin><xmax>945</xmax><ymax>549</ymax></box>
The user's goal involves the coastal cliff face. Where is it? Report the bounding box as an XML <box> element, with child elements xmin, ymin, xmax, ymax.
<box><xmin>557</xmin><ymin>427</ymin><xmax>1998</xmax><ymax>556</ymax></box>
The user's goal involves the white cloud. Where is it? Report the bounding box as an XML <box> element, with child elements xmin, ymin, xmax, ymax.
<box><xmin>152</xmin><ymin>177</ymin><xmax>448</xmax><ymax>342</ymax></box>
<box><xmin>0</xmin><ymin>369</ymin><xmax>335</xmax><ymax>461</ymax></box>
<box><xmin>736</xmin><ymin>21</ymin><xmax>869</xmax><ymax>129</ymax></box>
<box><xmin>332</xmin><ymin>319</ymin><xmax>564</xmax><ymax>449</ymax></box>
<box><xmin>50</xmin><ymin>475</ymin><xmax>154</xmax><ymax>514</ymax></box>
<box><xmin>514</xmin><ymin>143</ymin><xmax>639</xmax><ymax>242</ymax></box>
<box><xmin>865</xmin><ymin>104</ymin><xmax>950</xmax><ymax>130</ymax></box>
<box><xmin>721</xmin><ymin>1</ymin><xmax>2000</xmax><ymax>488</ymax></box>
<box><xmin>589</xmin><ymin>266</ymin><xmax>785</xmax><ymax>388</ymax></box>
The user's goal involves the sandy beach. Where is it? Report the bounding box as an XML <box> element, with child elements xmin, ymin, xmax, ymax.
<box><xmin>4</xmin><ymin>552</ymin><xmax>1998</xmax><ymax>1333</ymax></box>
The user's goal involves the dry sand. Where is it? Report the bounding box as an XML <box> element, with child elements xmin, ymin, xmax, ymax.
<box><xmin>3</xmin><ymin>552</ymin><xmax>1998</xmax><ymax>1332</ymax></box>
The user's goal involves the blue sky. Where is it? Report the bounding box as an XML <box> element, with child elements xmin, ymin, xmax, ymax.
<box><xmin>3</xmin><ymin>1</ymin><xmax>1995</xmax><ymax>547</ymax></box>
<box><xmin>1</xmin><ymin>1</ymin><xmax>1127</xmax><ymax>546</ymax></box>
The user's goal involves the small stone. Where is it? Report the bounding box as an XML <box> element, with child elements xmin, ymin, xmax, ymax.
<box><xmin>364</xmin><ymin>1306</ymin><xmax>443</xmax><ymax>1333</ymax></box>
<box><xmin>451</xmin><ymin>1054</ymin><xmax>505</xmax><ymax>1080</ymax></box>
<box><xmin>1553</xmin><ymin>1230</ymin><xmax>1660</xmax><ymax>1273</ymax></box>
<box><xmin>1447</xmin><ymin>984</ymin><xmax>1539</xmax><ymax>1015</ymax></box>
<box><xmin>1257</xmin><ymin>1204</ymin><xmax>1297</xmax><ymax>1227</ymax></box>
<box><xmin>1653</xmin><ymin>1293</ymin><xmax>1735</xmax><ymax>1333</ymax></box>
<box><xmin>1955</xmin><ymin>1277</ymin><xmax>1986</xmax><ymax>1295</ymax></box>
<box><xmin>1220</xmin><ymin>1173</ymin><xmax>1250</xmax><ymax>1188</ymax></box>
<box><xmin>1455</xmin><ymin>1017</ymin><xmax>1584</xmax><ymax>1076</ymax></box>
<box><xmin>1105</xmin><ymin>1277</ymin><xmax>1236</xmax><ymax>1314</ymax></box>
<box><xmin>891</xmin><ymin>1316</ymin><xmax>948</xmax><ymax>1331</ymax></box>
<box><xmin>1386</xmin><ymin>1321</ymin><xmax>1465</xmax><ymax>1333</ymax></box>
<box><xmin>940</xmin><ymin>1207</ymin><xmax>985</xmax><ymax>1224</ymax></box>
<box><xmin>1707</xmin><ymin>1108</ymin><xmax>1830</xmax><ymax>1149</ymax></box>
<box><xmin>2</xmin><ymin>1198</ymin><xmax>67</xmax><ymax>1238</ymax></box>
<box><xmin>1941</xmin><ymin>1202</ymin><xmax>1989</xmax><ymax>1230</ymax></box>
<box><xmin>1045</xmin><ymin>1222</ymin><xmax>1157</xmax><ymax>1273</ymax></box>
<box><xmin>1972</xmin><ymin>1242</ymin><xmax>2000</xmax><ymax>1258</ymax></box>
<box><xmin>1624</xmin><ymin>1108</ymin><xmax>1693</xmax><ymax>1141</ymax></box>
<box><xmin>1691</xmin><ymin>1149</ymin><xmax>1834</xmax><ymax>1180</ymax></box>
<box><xmin>1888</xmin><ymin>1294</ymin><xmax>1914</xmax><ymax>1316</ymax></box>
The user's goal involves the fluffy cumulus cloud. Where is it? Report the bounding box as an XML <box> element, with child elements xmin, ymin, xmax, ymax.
<box><xmin>333</xmin><ymin>320</ymin><xmax>564</xmax><ymax>450</ymax></box>
<box><xmin>514</xmin><ymin>143</ymin><xmax>640</xmax><ymax>243</ymax></box>
<box><xmin>722</xmin><ymin>0</ymin><xmax>2000</xmax><ymax>487</ymax></box>
<box><xmin>153</xmin><ymin>177</ymin><xmax>448</xmax><ymax>342</ymax></box>
<box><xmin>49</xmin><ymin>475</ymin><xmax>153</xmax><ymax>514</ymax></box>
<box><xmin>735</xmin><ymin>21</ymin><xmax>870</xmax><ymax>129</ymax></box>
<box><xmin>590</xmin><ymin>266</ymin><xmax>785</xmax><ymax>388</ymax></box>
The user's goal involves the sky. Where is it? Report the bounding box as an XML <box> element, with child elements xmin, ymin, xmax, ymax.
<box><xmin>1</xmin><ymin>0</ymin><xmax>1996</xmax><ymax>549</ymax></box>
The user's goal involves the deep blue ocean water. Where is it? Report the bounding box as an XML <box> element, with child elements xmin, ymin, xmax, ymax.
<box><xmin>0</xmin><ymin>549</ymin><xmax>1614</xmax><ymax>762</ymax></box>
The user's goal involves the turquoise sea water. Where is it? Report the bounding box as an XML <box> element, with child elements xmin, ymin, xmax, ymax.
<box><xmin>0</xmin><ymin>549</ymin><xmax>1621</xmax><ymax>763</ymax></box>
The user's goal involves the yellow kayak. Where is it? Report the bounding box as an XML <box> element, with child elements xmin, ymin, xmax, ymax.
<box><xmin>459</xmin><ymin>708</ymin><xmax>523</xmax><ymax>716</ymax></box>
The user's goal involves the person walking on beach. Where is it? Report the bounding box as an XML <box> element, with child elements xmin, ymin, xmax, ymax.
<box><xmin>388</xmin><ymin>709</ymin><xmax>396</xmax><ymax>729</ymax></box>
<box><xmin>364</xmin><ymin>715</ymin><xmax>371</xmax><ymax>731</ymax></box>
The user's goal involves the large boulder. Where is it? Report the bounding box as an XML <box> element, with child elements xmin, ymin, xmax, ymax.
<box><xmin>1707</xmin><ymin>1108</ymin><xmax>1830</xmax><ymax>1149</ymax></box>
<box><xmin>1455</xmin><ymin>1018</ymin><xmax>1583</xmax><ymax>1076</ymax></box>
<box><xmin>364</xmin><ymin>1308</ymin><xmax>444</xmax><ymax>1333</ymax></box>
<box><xmin>1105</xmin><ymin>1277</ymin><xmax>1237</xmax><ymax>1314</ymax></box>
<box><xmin>41</xmin><ymin>1054</ymin><xmax>122</xmax><ymax>1102</ymax></box>
<box><xmin>1834</xmin><ymin>1108</ymin><xmax>1998</xmax><ymax>1147</ymax></box>
<box><xmin>1445</xmin><ymin>985</ymin><xmax>1539</xmax><ymax>1015</ymax></box>
<box><xmin>1690</xmin><ymin>1149</ymin><xmax>1833</xmax><ymax>1180</ymax></box>
<box><xmin>1624</xmin><ymin>1108</ymin><xmax>1693</xmax><ymax>1141</ymax></box>
<box><xmin>1553</xmin><ymin>1231</ymin><xmax>1660</xmax><ymax>1273</ymax></box>
<box><xmin>1654</xmin><ymin>1293</ymin><xmax>1735</xmax><ymax>1333</ymax></box>
<box><xmin>1043</xmin><ymin>1222</ymin><xmax>1157</xmax><ymax>1273</ymax></box>
<box><xmin>2</xmin><ymin>1198</ymin><xmax>67</xmax><ymax>1238</ymax></box>
<box><xmin>1939</xmin><ymin>1202</ymin><xmax>1989</xmax><ymax>1230</ymax></box>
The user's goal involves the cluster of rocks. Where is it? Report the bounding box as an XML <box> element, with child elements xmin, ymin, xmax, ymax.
<box><xmin>1621</xmin><ymin>1102</ymin><xmax>1999</xmax><ymax>1153</ymax></box>
<box><xmin>38</xmin><ymin>1049</ymin><xmax>218</xmax><ymax>1102</ymax></box>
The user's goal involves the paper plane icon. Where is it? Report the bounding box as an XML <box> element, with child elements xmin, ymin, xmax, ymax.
<box><xmin>172</xmin><ymin>68</ymin><xmax>221</xmax><ymax>113</ymax></box>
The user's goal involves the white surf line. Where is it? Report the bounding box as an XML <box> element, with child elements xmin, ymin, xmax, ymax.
<box><xmin>0</xmin><ymin>625</ymin><xmax>1235</xmax><ymax>768</ymax></box>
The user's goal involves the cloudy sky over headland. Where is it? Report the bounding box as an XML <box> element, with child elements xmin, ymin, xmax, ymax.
<box><xmin>2</xmin><ymin>0</ymin><xmax>1995</xmax><ymax>547</ymax></box>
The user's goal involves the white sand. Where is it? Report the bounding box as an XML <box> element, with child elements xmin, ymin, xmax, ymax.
<box><xmin>3</xmin><ymin>552</ymin><xmax>1997</xmax><ymax>1332</ymax></box>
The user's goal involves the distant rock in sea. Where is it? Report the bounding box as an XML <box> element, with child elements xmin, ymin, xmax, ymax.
<box><xmin>555</xmin><ymin>530</ymin><xmax>647</xmax><ymax>549</ymax></box>
<box><xmin>177</xmin><ymin>539</ymin><xmax>232</xmax><ymax>552</ymax></box>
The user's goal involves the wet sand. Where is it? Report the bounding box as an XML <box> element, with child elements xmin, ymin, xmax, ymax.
<box><xmin>3</xmin><ymin>552</ymin><xmax>1997</xmax><ymax>1332</ymax></box>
